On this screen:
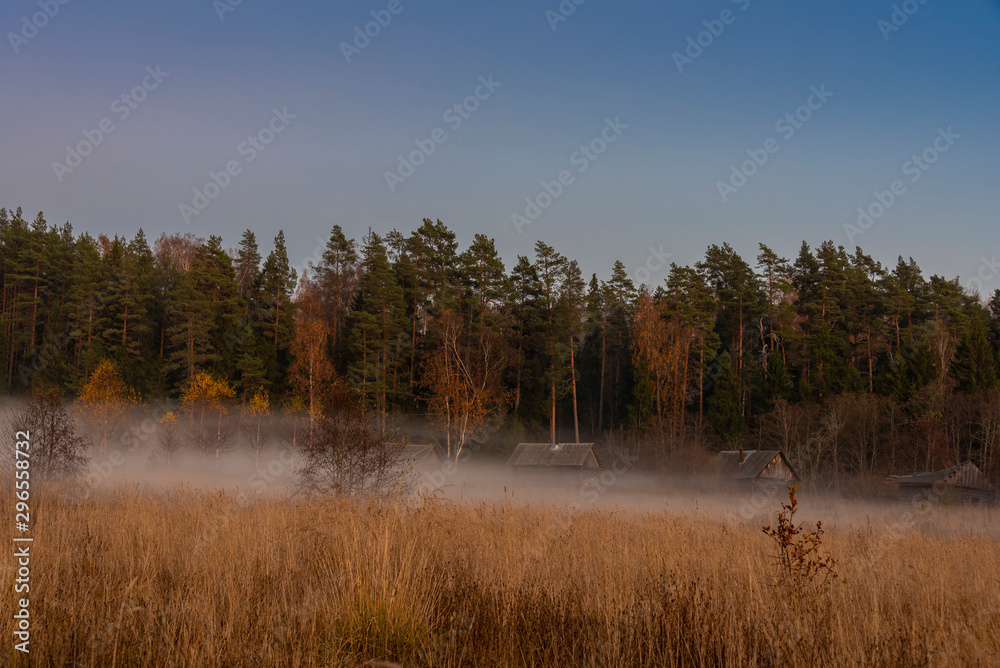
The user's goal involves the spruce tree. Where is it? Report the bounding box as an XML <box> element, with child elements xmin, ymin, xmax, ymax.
<box><xmin>103</xmin><ymin>230</ymin><xmax>155</xmax><ymax>388</ymax></box>
<box><xmin>259</xmin><ymin>231</ymin><xmax>297</xmax><ymax>390</ymax></box>
<box><xmin>202</xmin><ymin>236</ymin><xmax>241</xmax><ymax>378</ymax></box>
<box><xmin>234</xmin><ymin>229</ymin><xmax>262</xmax><ymax>303</ymax></box>
<box><xmin>234</xmin><ymin>325</ymin><xmax>267</xmax><ymax>401</ymax></box>
<box><xmin>706</xmin><ymin>353</ymin><xmax>743</xmax><ymax>439</ymax></box>
<box><xmin>953</xmin><ymin>316</ymin><xmax>998</xmax><ymax>394</ymax></box>
<box><xmin>760</xmin><ymin>350</ymin><xmax>792</xmax><ymax>412</ymax></box>
<box><xmin>165</xmin><ymin>244</ymin><xmax>218</xmax><ymax>386</ymax></box>
<box><xmin>66</xmin><ymin>233</ymin><xmax>111</xmax><ymax>381</ymax></box>
<box><xmin>314</xmin><ymin>224</ymin><xmax>358</xmax><ymax>361</ymax></box>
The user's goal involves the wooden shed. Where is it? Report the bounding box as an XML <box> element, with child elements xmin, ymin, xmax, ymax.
<box><xmin>888</xmin><ymin>461</ymin><xmax>995</xmax><ymax>504</ymax></box>
<box><xmin>716</xmin><ymin>450</ymin><xmax>800</xmax><ymax>491</ymax></box>
<box><xmin>507</xmin><ymin>443</ymin><xmax>601</xmax><ymax>488</ymax></box>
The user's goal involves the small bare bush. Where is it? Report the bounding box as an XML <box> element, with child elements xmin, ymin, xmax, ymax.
<box><xmin>157</xmin><ymin>411</ymin><xmax>182</xmax><ymax>466</ymax></box>
<box><xmin>297</xmin><ymin>382</ymin><xmax>405</xmax><ymax>496</ymax></box>
<box><xmin>4</xmin><ymin>390</ymin><xmax>87</xmax><ymax>480</ymax></box>
<box><xmin>762</xmin><ymin>484</ymin><xmax>838</xmax><ymax>597</ymax></box>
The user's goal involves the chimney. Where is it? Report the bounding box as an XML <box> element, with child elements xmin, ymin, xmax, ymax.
<box><xmin>739</xmin><ymin>447</ymin><xmax>745</xmax><ymax>464</ymax></box>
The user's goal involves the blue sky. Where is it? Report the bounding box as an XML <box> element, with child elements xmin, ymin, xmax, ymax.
<box><xmin>2</xmin><ymin>0</ymin><xmax>998</xmax><ymax>291</ymax></box>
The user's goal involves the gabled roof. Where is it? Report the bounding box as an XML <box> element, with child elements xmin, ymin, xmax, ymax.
<box><xmin>889</xmin><ymin>461</ymin><xmax>994</xmax><ymax>491</ymax></box>
<box><xmin>716</xmin><ymin>450</ymin><xmax>799</xmax><ymax>480</ymax></box>
<box><xmin>507</xmin><ymin>443</ymin><xmax>600</xmax><ymax>468</ymax></box>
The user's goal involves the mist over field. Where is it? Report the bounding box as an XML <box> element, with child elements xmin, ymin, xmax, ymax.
<box><xmin>3</xmin><ymin>376</ymin><xmax>1000</xmax><ymax>665</ymax></box>
<box><xmin>5</xmin><ymin>398</ymin><xmax>995</xmax><ymax>539</ymax></box>
<box><xmin>6</xmin><ymin>0</ymin><xmax>1000</xmax><ymax>664</ymax></box>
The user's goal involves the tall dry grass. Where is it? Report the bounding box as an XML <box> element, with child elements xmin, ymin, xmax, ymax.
<box><xmin>2</xmin><ymin>483</ymin><xmax>999</xmax><ymax>667</ymax></box>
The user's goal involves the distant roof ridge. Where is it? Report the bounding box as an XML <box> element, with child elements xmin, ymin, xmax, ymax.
<box><xmin>888</xmin><ymin>460</ymin><xmax>993</xmax><ymax>491</ymax></box>
<box><xmin>516</xmin><ymin>442</ymin><xmax>595</xmax><ymax>445</ymax></box>
<box><xmin>508</xmin><ymin>442</ymin><xmax>599</xmax><ymax>468</ymax></box>
<box><xmin>716</xmin><ymin>450</ymin><xmax>798</xmax><ymax>480</ymax></box>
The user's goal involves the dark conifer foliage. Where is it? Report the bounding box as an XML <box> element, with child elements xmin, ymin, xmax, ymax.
<box><xmin>2</xmin><ymin>206</ymin><xmax>1000</xmax><ymax>475</ymax></box>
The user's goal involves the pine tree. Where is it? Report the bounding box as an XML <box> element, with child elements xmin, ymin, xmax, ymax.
<box><xmin>9</xmin><ymin>204</ymin><xmax>1000</xmax><ymax>471</ymax></box>
<box><xmin>792</xmin><ymin>242</ymin><xmax>821</xmax><ymax>398</ymax></box>
<box><xmin>27</xmin><ymin>220</ymin><xmax>76</xmax><ymax>390</ymax></box>
<box><xmin>411</xmin><ymin>218</ymin><xmax>459</xmax><ymax>317</ymax></box>
<box><xmin>460</xmin><ymin>234</ymin><xmax>507</xmax><ymax>331</ymax></box>
<box><xmin>885</xmin><ymin>257</ymin><xmax>927</xmax><ymax>354</ymax></box>
<box><xmin>560</xmin><ymin>259</ymin><xmax>586</xmax><ymax>442</ymax></box>
<box><xmin>811</xmin><ymin>241</ymin><xmax>853</xmax><ymax>397</ymax></box>
<box><xmin>580</xmin><ymin>273</ymin><xmax>608</xmax><ymax>433</ymax></box>
<box><xmin>926</xmin><ymin>275</ymin><xmax>969</xmax><ymax>381</ymax></box>
<box><xmin>698</xmin><ymin>243</ymin><xmax>760</xmax><ymax>420</ymax></box>
<box><xmin>400</xmin><ymin>219</ymin><xmax>458</xmax><ymax>393</ymax></box>
<box><xmin>698</xmin><ymin>244</ymin><xmax>759</xmax><ymax>368</ymax></box>
<box><xmin>22</xmin><ymin>212</ymin><xmax>51</xmax><ymax>360</ymax></box>
<box><xmin>534</xmin><ymin>241</ymin><xmax>570</xmax><ymax>442</ymax></box>
<box><xmin>665</xmin><ymin>263</ymin><xmax>718</xmax><ymax>436</ymax></box>
<box><xmin>348</xmin><ymin>232</ymin><xmax>407</xmax><ymax>417</ymax></box>
<box><xmin>605</xmin><ymin>260</ymin><xmax>637</xmax><ymax>430</ymax></box>
<box><xmin>756</xmin><ymin>244</ymin><xmax>795</xmax><ymax>365</ymax></box>
<box><xmin>506</xmin><ymin>255</ymin><xmax>542</xmax><ymax>420</ymax></box>
<box><xmin>3</xmin><ymin>209</ymin><xmax>37</xmax><ymax>388</ymax></box>
<box><xmin>989</xmin><ymin>290</ymin><xmax>1000</xmax><ymax>347</ymax></box>
<box><xmin>848</xmin><ymin>248</ymin><xmax>886</xmax><ymax>393</ymax></box>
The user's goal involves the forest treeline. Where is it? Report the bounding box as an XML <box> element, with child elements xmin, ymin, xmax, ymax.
<box><xmin>2</xmin><ymin>206</ymin><xmax>999</xmax><ymax>479</ymax></box>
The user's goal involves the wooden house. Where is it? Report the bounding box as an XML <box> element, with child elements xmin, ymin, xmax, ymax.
<box><xmin>716</xmin><ymin>450</ymin><xmax>800</xmax><ymax>492</ymax></box>
<box><xmin>888</xmin><ymin>461</ymin><xmax>995</xmax><ymax>504</ymax></box>
<box><xmin>507</xmin><ymin>443</ymin><xmax>601</xmax><ymax>488</ymax></box>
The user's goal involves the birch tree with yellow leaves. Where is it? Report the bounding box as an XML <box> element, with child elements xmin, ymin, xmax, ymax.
<box><xmin>78</xmin><ymin>359</ymin><xmax>139</xmax><ymax>455</ymax></box>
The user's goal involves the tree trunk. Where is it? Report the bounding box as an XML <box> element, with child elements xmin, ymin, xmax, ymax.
<box><xmin>570</xmin><ymin>335</ymin><xmax>579</xmax><ymax>443</ymax></box>
<box><xmin>598</xmin><ymin>314</ymin><xmax>606</xmax><ymax>432</ymax></box>
<box><xmin>867</xmin><ymin>332</ymin><xmax>874</xmax><ymax>393</ymax></box>
<box><xmin>698</xmin><ymin>343</ymin><xmax>705</xmax><ymax>435</ymax></box>
<box><xmin>550</xmin><ymin>379</ymin><xmax>557</xmax><ymax>444</ymax></box>
<box><xmin>274</xmin><ymin>297</ymin><xmax>280</xmax><ymax>351</ymax></box>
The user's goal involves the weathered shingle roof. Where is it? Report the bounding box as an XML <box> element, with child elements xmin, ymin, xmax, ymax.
<box><xmin>889</xmin><ymin>461</ymin><xmax>994</xmax><ymax>491</ymax></box>
<box><xmin>507</xmin><ymin>443</ymin><xmax>600</xmax><ymax>468</ymax></box>
<box><xmin>716</xmin><ymin>450</ymin><xmax>798</xmax><ymax>480</ymax></box>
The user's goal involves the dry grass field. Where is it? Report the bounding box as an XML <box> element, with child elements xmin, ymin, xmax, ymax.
<box><xmin>3</xmin><ymin>483</ymin><xmax>999</xmax><ymax>667</ymax></box>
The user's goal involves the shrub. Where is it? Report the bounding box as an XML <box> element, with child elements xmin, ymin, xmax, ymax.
<box><xmin>762</xmin><ymin>485</ymin><xmax>838</xmax><ymax>597</ymax></box>
<box><xmin>4</xmin><ymin>389</ymin><xmax>88</xmax><ymax>480</ymax></box>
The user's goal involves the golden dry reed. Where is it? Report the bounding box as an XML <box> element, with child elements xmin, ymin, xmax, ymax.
<box><xmin>2</xmin><ymin>483</ymin><xmax>999</xmax><ymax>667</ymax></box>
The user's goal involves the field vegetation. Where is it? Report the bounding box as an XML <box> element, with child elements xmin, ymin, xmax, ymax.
<box><xmin>2</xmin><ymin>483</ymin><xmax>998</xmax><ymax>667</ymax></box>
